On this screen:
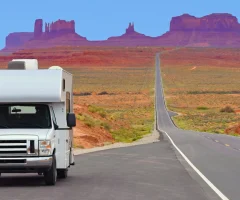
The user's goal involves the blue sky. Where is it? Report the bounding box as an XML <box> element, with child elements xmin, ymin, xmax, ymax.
<box><xmin>1</xmin><ymin>0</ymin><xmax>239</xmax><ymax>48</ymax></box>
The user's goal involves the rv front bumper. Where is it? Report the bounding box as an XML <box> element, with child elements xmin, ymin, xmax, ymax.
<box><xmin>0</xmin><ymin>157</ymin><xmax>52</xmax><ymax>172</ymax></box>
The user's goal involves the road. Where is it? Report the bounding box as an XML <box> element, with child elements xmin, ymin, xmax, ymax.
<box><xmin>0</xmin><ymin>54</ymin><xmax>238</xmax><ymax>200</ymax></box>
<box><xmin>156</xmin><ymin>53</ymin><xmax>240</xmax><ymax>200</ymax></box>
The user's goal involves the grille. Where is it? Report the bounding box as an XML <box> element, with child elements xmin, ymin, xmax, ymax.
<box><xmin>0</xmin><ymin>140</ymin><xmax>27</xmax><ymax>156</ymax></box>
<box><xmin>0</xmin><ymin>159</ymin><xmax>26</xmax><ymax>164</ymax></box>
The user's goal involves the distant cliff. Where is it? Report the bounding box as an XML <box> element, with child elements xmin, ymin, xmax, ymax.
<box><xmin>5</xmin><ymin>33</ymin><xmax>33</xmax><ymax>49</ymax></box>
<box><xmin>2</xmin><ymin>19</ymin><xmax>87</xmax><ymax>51</ymax></box>
<box><xmin>170</xmin><ymin>13</ymin><xmax>240</xmax><ymax>32</ymax></box>
<box><xmin>3</xmin><ymin>13</ymin><xmax>240</xmax><ymax>51</ymax></box>
<box><xmin>156</xmin><ymin>13</ymin><xmax>240</xmax><ymax>47</ymax></box>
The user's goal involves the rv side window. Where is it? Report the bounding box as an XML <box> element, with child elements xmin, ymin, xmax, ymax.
<box><xmin>66</xmin><ymin>92</ymin><xmax>70</xmax><ymax>113</ymax></box>
<box><xmin>62</xmin><ymin>79</ymin><xmax>65</xmax><ymax>91</ymax></box>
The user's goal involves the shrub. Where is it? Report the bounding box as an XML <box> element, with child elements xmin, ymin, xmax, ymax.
<box><xmin>98</xmin><ymin>91</ymin><xmax>108</xmax><ymax>95</ymax></box>
<box><xmin>220</xmin><ymin>106</ymin><xmax>234</xmax><ymax>113</ymax></box>
<box><xmin>84</xmin><ymin>120</ymin><xmax>95</xmax><ymax>127</ymax></box>
<box><xmin>74</xmin><ymin>92</ymin><xmax>92</xmax><ymax>96</ymax></box>
<box><xmin>100</xmin><ymin>122</ymin><xmax>111</xmax><ymax>131</ymax></box>
<box><xmin>99</xmin><ymin>112</ymin><xmax>107</xmax><ymax>118</ymax></box>
<box><xmin>197</xmin><ymin>106</ymin><xmax>209</xmax><ymax>110</ymax></box>
<box><xmin>76</xmin><ymin>113</ymin><xmax>85</xmax><ymax>121</ymax></box>
<box><xmin>88</xmin><ymin>105</ymin><xmax>107</xmax><ymax>118</ymax></box>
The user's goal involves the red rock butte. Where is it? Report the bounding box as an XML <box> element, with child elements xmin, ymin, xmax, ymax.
<box><xmin>105</xmin><ymin>22</ymin><xmax>155</xmax><ymax>46</ymax></box>
<box><xmin>170</xmin><ymin>13</ymin><xmax>240</xmax><ymax>31</ymax></box>
<box><xmin>2</xmin><ymin>13</ymin><xmax>240</xmax><ymax>52</ymax></box>
<box><xmin>108</xmin><ymin>22</ymin><xmax>153</xmax><ymax>39</ymax></box>
<box><xmin>34</xmin><ymin>19</ymin><xmax>76</xmax><ymax>38</ymax></box>
<box><xmin>3</xmin><ymin>19</ymin><xmax>87</xmax><ymax>51</ymax></box>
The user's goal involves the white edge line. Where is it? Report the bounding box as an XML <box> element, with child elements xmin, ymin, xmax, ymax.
<box><xmin>158</xmin><ymin>127</ymin><xmax>229</xmax><ymax>200</ymax></box>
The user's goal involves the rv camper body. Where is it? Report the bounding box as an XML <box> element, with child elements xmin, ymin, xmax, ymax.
<box><xmin>0</xmin><ymin>59</ymin><xmax>76</xmax><ymax>185</ymax></box>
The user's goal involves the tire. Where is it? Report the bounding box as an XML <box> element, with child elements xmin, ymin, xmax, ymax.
<box><xmin>44</xmin><ymin>154</ymin><xmax>57</xmax><ymax>185</ymax></box>
<box><xmin>57</xmin><ymin>169</ymin><xmax>68</xmax><ymax>179</ymax></box>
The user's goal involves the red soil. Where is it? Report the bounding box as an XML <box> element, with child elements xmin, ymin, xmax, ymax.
<box><xmin>225</xmin><ymin>124</ymin><xmax>240</xmax><ymax>135</ymax></box>
<box><xmin>73</xmin><ymin>104</ymin><xmax>114</xmax><ymax>149</ymax></box>
<box><xmin>0</xmin><ymin>46</ymin><xmax>167</xmax><ymax>68</ymax></box>
<box><xmin>160</xmin><ymin>47</ymin><xmax>240</xmax><ymax>68</ymax></box>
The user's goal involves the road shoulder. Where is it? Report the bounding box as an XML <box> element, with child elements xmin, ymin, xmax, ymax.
<box><xmin>74</xmin><ymin>128</ymin><xmax>160</xmax><ymax>155</ymax></box>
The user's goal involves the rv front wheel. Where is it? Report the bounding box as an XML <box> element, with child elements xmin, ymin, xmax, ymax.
<box><xmin>44</xmin><ymin>154</ymin><xmax>57</xmax><ymax>185</ymax></box>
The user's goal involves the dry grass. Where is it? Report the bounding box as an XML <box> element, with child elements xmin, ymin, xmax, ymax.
<box><xmin>161</xmin><ymin>48</ymin><xmax>240</xmax><ymax>135</ymax></box>
<box><xmin>72</xmin><ymin>66</ymin><xmax>155</xmax><ymax>143</ymax></box>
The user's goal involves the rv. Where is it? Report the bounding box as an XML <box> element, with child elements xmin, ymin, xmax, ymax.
<box><xmin>0</xmin><ymin>59</ymin><xmax>76</xmax><ymax>185</ymax></box>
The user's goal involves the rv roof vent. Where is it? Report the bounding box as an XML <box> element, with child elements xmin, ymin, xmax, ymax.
<box><xmin>8</xmin><ymin>59</ymin><xmax>38</xmax><ymax>70</ymax></box>
<box><xmin>8</xmin><ymin>61</ymin><xmax>25</xmax><ymax>70</ymax></box>
<box><xmin>49</xmin><ymin>66</ymin><xmax>63</xmax><ymax>70</ymax></box>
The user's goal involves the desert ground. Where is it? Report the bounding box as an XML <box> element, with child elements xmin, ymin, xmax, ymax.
<box><xmin>0</xmin><ymin>46</ymin><xmax>240</xmax><ymax>148</ymax></box>
<box><xmin>0</xmin><ymin>47</ymin><xmax>159</xmax><ymax>148</ymax></box>
<box><xmin>160</xmin><ymin>47</ymin><xmax>240</xmax><ymax>135</ymax></box>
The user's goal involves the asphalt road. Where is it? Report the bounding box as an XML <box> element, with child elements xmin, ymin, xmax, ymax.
<box><xmin>0</xmin><ymin>141</ymin><xmax>218</xmax><ymax>200</ymax></box>
<box><xmin>156</xmin><ymin>53</ymin><xmax>240</xmax><ymax>200</ymax></box>
<box><xmin>0</xmin><ymin>54</ymin><xmax>237</xmax><ymax>200</ymax></box>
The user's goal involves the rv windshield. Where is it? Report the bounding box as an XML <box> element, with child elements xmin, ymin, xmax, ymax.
<box><xmin>0</xmin><ymin>104</ymin><xmax>52</xmax><ymax>129</ymax></box>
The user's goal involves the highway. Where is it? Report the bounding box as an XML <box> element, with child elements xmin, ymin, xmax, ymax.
<box><xmin>0</xmin><ymin>54</ymin><xmax>238</xmax><ymax>200</ymax></box>
<box><xmin>156</xmin><ymin>53</ymin><xmax>240</xmax><ymax>200</ymax></box>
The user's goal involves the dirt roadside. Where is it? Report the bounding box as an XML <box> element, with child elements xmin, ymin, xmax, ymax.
<box><xmin>74</xmin><ymin>125</ymin><xmax>160</xmax><ymax>155</ymax></box>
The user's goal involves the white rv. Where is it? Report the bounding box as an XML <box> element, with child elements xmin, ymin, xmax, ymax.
<box><xmin>0</xmin><ymin>59</ymin><xmax>76</xmax><ymax>185</ymax></box>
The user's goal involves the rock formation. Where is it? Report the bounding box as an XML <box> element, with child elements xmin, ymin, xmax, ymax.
<box><xmin>44</xmin><ymin>20</ymin><xmax>75</xmax><ymax>36</ymax></box>
<box><xmin>126</xmin><ymin>22</ymin><xmax>135</xmax><ymax>34</ymax></box>
<box><xmin>34</xmin><ymin>19</ymin><xmax>43</xmax><ymax>38</ymax></box>
<box><xmin>1</xmin><ymin>19</ymin><xmax>87</xmax><ymax>51</ymax></box>
<box><xmin>5</xmin><ymin>32</ymin><xmax>34</xmax><ymax>50</ymax></box>
<box><xmin>156</xmin><ymin>13</ymin><xmax>240</xmax><ymax>47</ymax></box>
<box><xmin>106</xmin><ymin>22</ymin><xmax>155</xmax><ymax>46</ymax></box>
<box><xmin>3</xmin><ymin>13</ymin><xmax>240</xmax><ymax>52</ymax></box>
<box><xmin>170</xmin><ymin>13</ymin><xmax>240</xmax><ymax>32</ymax></box>
<box><xmin>33</xmin><ymin>19</ymin><xmax>76</xmax><ymax>39</ymax></box>
<box><xmin>108</xmin><ymin>22</ymin><xmax>152</xmax><ymax>39</ymax></box>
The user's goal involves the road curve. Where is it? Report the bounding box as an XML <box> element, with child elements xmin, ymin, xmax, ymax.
<box><xmin>156</xmin><ymin>53</ymin><xmax>240</xmax><ymax>200</ymax></box>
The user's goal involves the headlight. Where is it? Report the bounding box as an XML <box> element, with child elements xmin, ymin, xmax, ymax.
<box><xmin>39</xmin><ymin>140</ymin><xmax>52</xmax><ymax>156</ymax></box>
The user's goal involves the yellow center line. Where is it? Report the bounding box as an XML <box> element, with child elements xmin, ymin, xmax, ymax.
<box><xmin>225</xmin><ymin>144</ymin><xmax>230</xmax><ymax>147</ymax></box>
<box><xmin>215</xmin><ymin>140</ymin><xmax>219</xmax><ymax>143</ymax></box>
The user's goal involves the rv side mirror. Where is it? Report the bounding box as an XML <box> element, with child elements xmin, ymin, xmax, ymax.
<box><xmin>67</xmin><ymin>113</ymin><xmax>76</xmax><ymax>128</ymax></box>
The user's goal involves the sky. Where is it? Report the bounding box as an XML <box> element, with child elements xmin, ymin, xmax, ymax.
<box><xmin>0</xmin><ymin>0</ymin><xmax>240</xmax><ymax>48</ymax></box>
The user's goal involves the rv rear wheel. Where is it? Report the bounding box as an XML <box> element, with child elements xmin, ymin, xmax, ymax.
<box><xmin>57</xmin><ymin>169</ymin><xmax>68</xmax><ymax>179</ymax></box>
<box><xmin>44</xmin><ymin>154</ymin><xmax>57</xmax><ymax>185</ymax></box>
